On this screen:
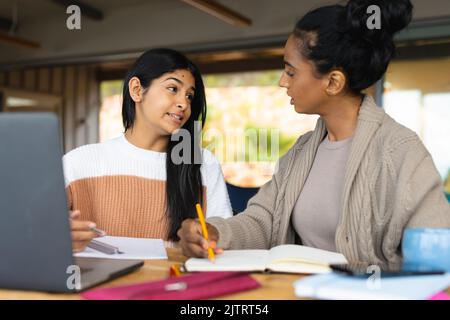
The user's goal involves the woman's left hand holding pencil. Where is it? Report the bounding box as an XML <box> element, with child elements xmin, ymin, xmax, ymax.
<box><xmin>177</xmin><ymin>218</ymin><xmax>223</xmax><ymax>259</ymax></box>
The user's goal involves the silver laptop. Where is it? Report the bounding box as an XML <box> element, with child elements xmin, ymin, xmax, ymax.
<box><xmin>0</xmin><ymin>113</ymin><xmax>143</xmax><ymax>293</ymax></box>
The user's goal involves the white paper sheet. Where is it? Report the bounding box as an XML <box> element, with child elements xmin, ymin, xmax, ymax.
<box><xmin>294</xmin><ymin>273</ymin><xmax>450</xmax><ymax>300</ymax></box>
<box><xmin>74</xmin><ymin>236</ymin><xmax>168</xmax><ymax>260</ymax></box>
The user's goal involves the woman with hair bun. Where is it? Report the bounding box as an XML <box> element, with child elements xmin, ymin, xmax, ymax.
<box><xmin>178</xmin><ymin>0</ymin><xmax>450</xmax><ymax>270</ymax></box>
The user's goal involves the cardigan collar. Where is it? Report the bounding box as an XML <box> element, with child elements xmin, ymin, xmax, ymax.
<box><xmin>293</xmin><ymin>94</ymin><xmax>385</xmax><ymax>151</ymax></box>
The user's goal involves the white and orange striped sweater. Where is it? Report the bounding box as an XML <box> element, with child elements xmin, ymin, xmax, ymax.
<box><xmin>63</xmin><ymin>135</ymin><xmax>232</xmax><ymax>240</ymax></box>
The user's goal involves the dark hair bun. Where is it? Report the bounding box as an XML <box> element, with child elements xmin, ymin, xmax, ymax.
<box><xmin>345</xmin><ymin>0</ymin><xmax>413</xmax><ymax>43</ymax></box>
<box><xmin>292</xmin><ymin>0</ymin><xmax>414</xmax><ymax>93</ymax></box>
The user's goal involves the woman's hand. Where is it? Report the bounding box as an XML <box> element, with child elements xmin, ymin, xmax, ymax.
<box><xmin>69</xmin><ymin>210</ymin><xmax>100</xmax><ymax>253</ymax></box>
<box><xmin>177</xmin><ymin>219</ymin><xmax>223</xmax><ymax>258</ymax></box>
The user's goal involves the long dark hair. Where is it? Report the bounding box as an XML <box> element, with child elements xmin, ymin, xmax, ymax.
<box><xmin>122</xmin><ymin>48</ymin><xmax>207</xmax><ymax>240</ymax></box>
<box><xmin>293</xmin><ymin>0</ymin><xmax>413</xmax><ymax>93</ymax></box>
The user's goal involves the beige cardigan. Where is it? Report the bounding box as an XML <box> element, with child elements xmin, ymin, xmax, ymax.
<box><xmin>207</xmin><ymin>95</ymin><xmax>450</xmax><ymax>270</ymax></box>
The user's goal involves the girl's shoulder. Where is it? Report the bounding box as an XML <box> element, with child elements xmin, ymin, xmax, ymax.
<box><xmin>63</xmin><ymin>136</ymin><xmax>121</xmax><ymax>164</ymax></box>
<box><xmin>62</xmin><ymin>137</ymin><xmax>123</xmax><ymax>185</ymax></box>
<box><xmin>200</xmin><ymin>148</ymin><xmax>221</xmax><ymax>166</ymax></box>
<box><xmin>199</xmin><ymin>148</ymin><xmax>224</xmax><ymax>180</ymax></box>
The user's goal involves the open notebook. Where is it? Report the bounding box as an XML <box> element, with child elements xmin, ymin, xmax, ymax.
<box><xmin>184</xmin><ymin>244</ymin><xmax>347</xmax><ymax>274</ymax></box>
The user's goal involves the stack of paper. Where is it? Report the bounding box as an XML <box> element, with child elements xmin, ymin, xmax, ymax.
<box><xmin>293</xmin><ymin>273</ymin><xmax>450</xmax><ymax>300</ymax></box>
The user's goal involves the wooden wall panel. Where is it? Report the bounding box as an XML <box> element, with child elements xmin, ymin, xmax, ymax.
<box><xmin>75</xmin><ymin>66</ymin><xmax>87</xmax><ymax>148</ymax></box>
<box><xmin>24</xmin><ymin>69</ymin><xmax>36</xmax><ymax>91</ymax></box>
<box><xmin>8</xmin><ymin>70</ymin><xmax>21</xmax><ymax>87</ymax></box>
<box><xmin>51</xmin><ymin>67</ymin><xmax>63</xmax><ymax>95</ymax></box>
<box><xmin>63</xmin><ymin>66</ymin><xmax>76</xmax><ymax>152</ymax></box>
<box><xmin>87</xmin><ymin>67</ymin><xmax>100</xmax><ymax>145</ymax></box>
<box><xmin>0</xmin><ymin>64</ymin><xmax>100</xmax><ymax>152</ymax></box>
<box><xmin>37</xmin><ymin>68</ymin><xmax>50</xmax><ymax>92</ymax></box>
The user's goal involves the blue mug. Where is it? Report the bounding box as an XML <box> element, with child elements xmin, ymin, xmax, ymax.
<box><xmin>402</xmin><ymin>228</ymin><xmax>450</xmax><ymax>272</ymax></box>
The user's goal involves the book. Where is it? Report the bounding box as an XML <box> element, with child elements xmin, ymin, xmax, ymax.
<box><xmin>293</xmin><ymin>273</ymin><xmax>450</xmax><ymax>300</ymax></box>
<box><xmin>74</xmin><ymin>236</ymin><xmax>167</xmax><ymax>260</ymax></box>
<box><xmin>184</xmin><ymin>244</ymin><xmax>347</xmax><ymax>274</ymax></box>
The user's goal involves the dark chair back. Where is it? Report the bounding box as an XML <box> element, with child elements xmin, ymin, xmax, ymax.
<box><xmin>226</xmin><ymin>182</ymin><xmax>259</xmax><ymax>215</ymax></box>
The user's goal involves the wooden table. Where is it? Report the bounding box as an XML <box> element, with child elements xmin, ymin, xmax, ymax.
<box><xmin>1</xmin><ymin>248</ymin><xmax>449</xmax><ymax>300</ymax></box>
<box><xmin>0</xmin><ymin>248</ymin><xmax>301</xmax><ymax>300</ymax></box>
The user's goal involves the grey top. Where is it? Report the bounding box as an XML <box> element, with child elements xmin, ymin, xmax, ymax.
<box><xmin>291</xmin><ymin>134</ymin><xmax>353</xmax><ymax>252</ymax></box>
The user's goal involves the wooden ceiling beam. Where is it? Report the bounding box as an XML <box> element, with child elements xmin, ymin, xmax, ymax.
<box><xmin>0</xmin><ymin>31</ymin><xmax>40</xmax><ymax>49</ymax></box>
<box><xmin>181</xmin><ymin>0</ymin><xmax>252</xmax><ymax>27</ymax></box>
<box><xmin>51</xmin><ymin>0</ymin><xmax>104</xmax><ymax>21</ymax></box>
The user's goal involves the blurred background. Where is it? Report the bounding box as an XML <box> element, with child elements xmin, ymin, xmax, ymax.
<box><xmin>0</xmin><ymin>0</ymin><xmax>449</xmax><ymax>199</ymax></box>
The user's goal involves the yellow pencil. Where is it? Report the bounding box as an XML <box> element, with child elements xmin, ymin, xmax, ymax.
<box><xmin>195</xmin><ymin>203</ymin><xmax>215</xmax><ymax>262</ymax></box>
<box><xmin>170</xmin><ymin>264</ymin><xmax>181</xmax><ymax>277</ymax></box>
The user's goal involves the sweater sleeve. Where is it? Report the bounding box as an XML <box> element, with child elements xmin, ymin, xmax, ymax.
<box><xmin>206</xmin><ymin>147</ymin><xmax>294</xmax><ymax>250</ymax></box>
<box><xmin>380</xmin><ymin>136</ymin><xmax>450</xmax><ymax>269</ymax></box>
<box><xmin>62</xmin><ymin>154</ymin><xmax>74</xmax><ymax>210</ymax></box>
<box><xmin>382</xmin><ymin>136</ymin><xmax>450</xmax><ymax>263</ymax></box>
<box><xmin>404</xmin><ymin>154</ymin><xmax>450</xmax><ymax>229</ymax></box>
<box><xmin>201</xmin><ymin>150</ymin><xmax>233</xmax><ymax>219</ymax></box>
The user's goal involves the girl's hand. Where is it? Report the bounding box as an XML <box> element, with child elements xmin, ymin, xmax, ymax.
<box><xmin>69</xmin><ymin>210</ymin><xmax>100</xmax><ymax>253</ymax></box>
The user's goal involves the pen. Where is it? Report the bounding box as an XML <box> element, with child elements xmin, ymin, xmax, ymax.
<box><xmin>87</xmin><ymin>239</ymin><xmax>124</xmax><ymax>255</ymax></box>
<box><xmin>195</xmin><ymin>203</ymin><xmax>215</xmax><ymax>262</ymax></box>
<box><xmin>90</xmin><ymin>226</ymin><xmax>107</xmax><ymax>237</ymax></box>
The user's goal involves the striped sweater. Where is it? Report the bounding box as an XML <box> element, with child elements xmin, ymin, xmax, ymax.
<box><xmin>63</xmin><ymin>135</ymin><xmax>232</xmax><ymax>240</ymax></box>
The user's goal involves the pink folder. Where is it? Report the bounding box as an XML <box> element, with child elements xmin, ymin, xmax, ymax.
<box><xmin>428</xmin><ymin>291</ymin><xmax>450</xmax><ymax>300</ymax></box>
<box><xmin>81</xmin><ymin>271</ymin><xmax>260</xmax><ymax>300</ymax></box>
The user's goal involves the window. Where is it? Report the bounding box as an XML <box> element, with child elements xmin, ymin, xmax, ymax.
<box><xmin>99</xmin><ymin>70</ymin><xmax>318</xmax><ymax>187</ymax></box>
<box><xmin>203</xmin><ymin>70</ymin><xmax>317</xmax><ymax>187</ymax></box>
<box><xmin>0</xmin><ymin>88</ymin><xmax>62</xmax><ymax>113</ymax></box>
<box><xmin>384</xmin><ymin>57</ymin><xmax>450</xmax><ymax>181</ymax></box>
<box><xmin>99</xmin><ymin>80</ymin><xmax>123</xmax><ymax>142</ymax></box>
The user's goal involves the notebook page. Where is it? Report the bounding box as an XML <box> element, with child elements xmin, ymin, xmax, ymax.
<box><xmin>184</xmin><ymin>250</ymin><xmax>269</xmax><ymax>272</ymax></box>
<box><xmin>74</xmin><ymin>236</ymin><xmax>168</xmax><ymax>260</ymax></box>
<box><xmin>267</xmin><ymin>245</ymin><xmax>347</xmax><ymax>266</ymax></box>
